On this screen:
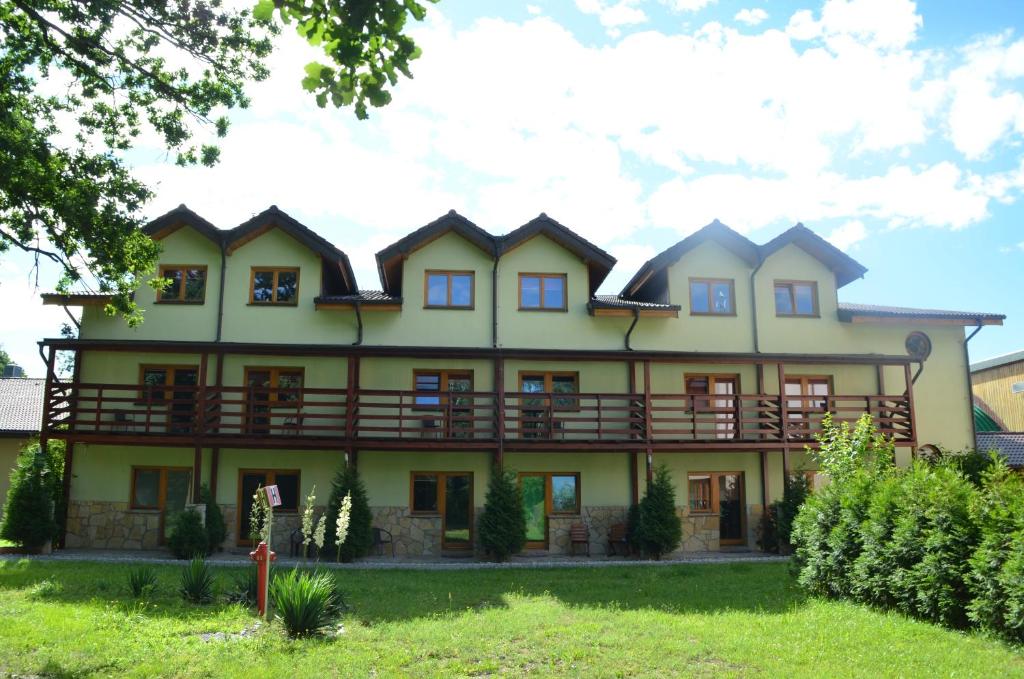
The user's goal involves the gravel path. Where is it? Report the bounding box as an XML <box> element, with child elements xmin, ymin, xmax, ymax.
<box><xmin>1</xmin><ymin>549</ymin><xmax>788</xmax><ymax>571</ymax></box>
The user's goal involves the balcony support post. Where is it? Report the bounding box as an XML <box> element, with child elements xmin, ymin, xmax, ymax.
<box><xmin>192</xmin><ymin>447</ymin><xmax>203</xmax><ymax>505</ymax></box>
<box><xmin>643</xmin><ymin>360</ymin><xmax>653</xmax><ymax>484</ymax></box>
<box><xmin>345</xmin><ymin>355</ymin><xmax>359</xmax><ymax>465</ymax></box>
<box><xmin>777</xmin><ymin>362</ymin><xmax>790</xmax><ymax>483</ymax></box>
<box><xmin>904</xmin><ymin>362</ymin><xmax>917</xmax><ymax>447</ymax></box>
<box><xmin>210</xmin><ymin>448</ymin><xmax>220</xmax><ymax>501</ymax></box>
<box><xmin>628</xmin><ymin>360</ymin><xmax>639</xmax><ymax>505</ymax></box>
<box><xmin>494</xmin><ymin>355</ymin><xmax>505</xmax><ymax>469</ymax></box>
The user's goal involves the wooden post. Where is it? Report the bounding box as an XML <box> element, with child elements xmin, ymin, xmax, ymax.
<box><xmin>192</xmin><ymin>446</ymin><xmax>203</xmax><ymax>504</ymax></box>
<box><xmin>209</xmin><ymin>448</ymin><xmax>220</xmax><ymax>501</ymax></box>
<box><xmin>643</xmin><ymin>360</ymin><xmax>654</xmax><ymax>484</ymax></box>
<box><xmin>777</xmin><ymin>362</ymin><xmax>790</xmax><ymax>483</ymax></box>
<box><xmin>759</xmin><ymin>449</ymin><xmax>769</xmax><ymax>512</ymax></box>
<box><xmin>628</xmin><ymin>360</ymin><xmax>638</xmax><ymax>505</ymax></box>
<box><xmin>494</xmin><ymin>355</ymin><xmax>505</xmax><ymax>469</ymax></box>
<box><xmin>904</xmin><ymin>362</ymin><xmax>917</xmax><ymax>447</ymax></box>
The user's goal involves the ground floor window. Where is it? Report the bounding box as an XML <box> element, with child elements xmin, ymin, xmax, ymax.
<box><xmin>687</xmin><ymin>471</ymin><xmax>745</xmax><ymax>545</ymax></box>
<box><xmin>409</xmin><ymin>472</ymin><xmax>473</xmax><ymax>549</ymax></box>
<box><xmin>130</xmin><ymin>466</ymin><xmax>192</xmax><ymax>542</ymax></box>
<box><xmin>519</xmin><ymin>472</ymin><xmax>581</xmax><ymax>547</ymax></box>
<box><xmin>237</xmin><ymin>469</ymin><xmax>300</xmax><ymax>545</ymax></box>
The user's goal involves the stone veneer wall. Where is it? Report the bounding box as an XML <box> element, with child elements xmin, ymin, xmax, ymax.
<box><xmin>221</xmin><ymin>504</ymin><xmax>313</xmax><ymax>555</ymax></box>
<box><xmin>547</xmin><ymin>506</ymin><xmax>628</xmax><ymax>555</ymax></box>
<box><xmin>65</xmin><ymin>501</ymin><xmax>162</xmax><ymax>550</ymax></box>
<box><xmin>371</xmin><ymin>506</ymin><xmax>445</xmax><ymax>557</ymax></box>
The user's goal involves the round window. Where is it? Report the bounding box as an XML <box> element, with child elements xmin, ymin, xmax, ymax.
<box><xmin>905</xmin><ymin>331</ymin><xmax>932</xmax><ymax>360</ymax></box>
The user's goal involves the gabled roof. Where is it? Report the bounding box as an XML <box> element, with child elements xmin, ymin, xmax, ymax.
<box><xmin>838</xmin><ymin>303</ymin><xmax>1005</xmax><ymax>326</ymax></box>
<box><xmin>759</xmin><ymin>223</ymin><xmax>867</xmax><ymax>288</ymax></box>
<box><xmin>971</xmin><ymin>349</ymin><xmax>1024</xmax><ymax>373</ymax></box>
<box><xmin>500</xmin><ymin>214</ymin><xmax>617</xmax><ymax>294</ymax></box>
<box><xmin>143</xmin><ymin>204</ymin><xmax>222</xmax><ymax>244</ymax></box>
<box><xmin>375</xmin><ymin>210</ymin><xmax>495</xmax><ymax>296</ymax></box>
<box><xmin>0</xmin><ymin>378</ymin><xmax>44</xmax><ymax>436</ymax></box>
<box><xmin>976</xmin><ymin>432</ymin><xmax>1024</xmax><ymax>468</ymax></box>
<box><xmin>621</xmin><ymin>220</ymin><xmax>760</xmax><ymax>299</ymax></box>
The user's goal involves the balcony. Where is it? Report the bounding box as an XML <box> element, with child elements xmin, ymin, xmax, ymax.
<box><xmin>42</xmin><ymin>381</ymin><xmax>915</xmax><ymax>451</ymax></box>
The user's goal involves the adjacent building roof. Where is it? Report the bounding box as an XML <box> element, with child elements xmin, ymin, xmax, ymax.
<box><xmin>974</xmin><ymin>398</ymin><xmax>1007</xmax><ymax>433</ymax></box>
<box><xmin>838</xmin><ymin>303</ymin><xmax>1005</xmax><ymax>326</ymax></box>
<box><xmin>976</xmin><ymin>432</ymin><xmax>1024</xmax><ymax>468</ymax></box>
<box><xmin>0</xmin><ymin>378</ymin><xmax>44</xmax><ymax>436</ymax></box>
<box><xmin>588</xmin><ymin>295</ymin><xmax>681</xmax><ymax>314</ymax></box>
<box><xmin>313</xmin><ymin>291</ymin><xmax>403</xmax><ymax>307</ymax></box>
<box><xmin>971</xmin><ymin>349</ymin><xmax>1024</xmax><ymax>373</ymax></box>
<box><xmin>41</xmin><ymin>293</ymin><xmax>112</xmax><ymax>307</ymax></box>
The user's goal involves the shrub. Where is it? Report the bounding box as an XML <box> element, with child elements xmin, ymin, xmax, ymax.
<box><xmin>270</xmin><ymin>568</ymin><xmax>343</xmax><ymax>638</ymax></box>
<box><xmin>0</xmin><ymin>443</ymin><xmax>59</xmax><ymax>549</ymax></box>
<box><xmin>126</xmin><ymin>566</ymin><xmax>158</xmax><ymax>598</ymax></box>
<box><xmin>478</xmin><ymin>467</ymin><xmax>526</xmax><ymax>561</ymax></box>
<box><xmin>636</xmin><ymin>464</ymin><xmax>681</xmax><ymax>559</ymax></box>
<box><xmin>200</xmin><ymin>485</ymin><xmax>227</xmax><ymax>553</ymax></box>
<box><xmin>179</xmin><ymin>557</ymin><xmax>215</xmax><ymax>604</ymax></box>
<box><xmin>167</xmin><ymin>509</ymin><xmax>211</xmax><ymax>560</ymax></box>
<box><xmin>759</xmin><ymin>472</ymin><xmax>809</xmax><ymax>554</ymax></box>
<box><xmin>968</xmin><ymin>463</ymin><xmax>1024</xmax><ymax>641</ymax></box>
<box><xmin>625</xmin><ymin>503</ymin><xmax>641</xmax><ymax>554</ymax></box>
<box><xmin>226</xmin><ymin>566</ymin><xmax>260</xmax><ymax>606</ymax></box>
<box><xmin>323</xmin><ymin>463</ymin><xmax>373</xmax><ymax>562</ymax></box>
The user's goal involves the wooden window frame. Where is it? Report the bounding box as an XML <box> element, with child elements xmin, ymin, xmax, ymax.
<box><xmin>774</xmin><ymin>280</ymin><xmax>820</xmax><ymax>317</ymax></box>
<box><xmin>243</xmin><ymin>366</ymin><xmax>306</xmax><ymax>408</ymax></box>
<box><xmin>249</xmin><ymin>267</ymin><xmax>300</xmax><ymax>306</ymax></box>
<box><xmin>684</xmin><ymin>373</ymin><xmax>741</xmax><ymax>438</ymax></box>
<box><xmin>518</xmin><ymin>471</ymin><xmax>582</xmax><ymax>548</ymax></box>
<box><xmin>686</xmin><ymin>471</ymin><xmax>746</xmax><ymax>545</ymax></box>
<box><xmin>156</xmin><ymin>265</ymin><xmax>208</xmax><ymax>304</ymax></box>
<box><xmin>423</xmin><ymin>270</ymin><xmax>475</xmax><ymax>309</ymax></box>
<box><xmin>518</xmin><ymin>371</ymin><xmax>580</xmax><ymax>412</ymax></box>
<box><xmin>407</xmin><ymin>471</ymin><xmax>475</xmax><ymax>550</ymax></box>
<box><xmin>130</xmin><ymin>466</ymin><xmax>193</xmax><ymax>542</ymax></box>
<box><xmin>517</xmin><ymin>273</ymin><xmax>568</xmax><ymax>312</ymax></box>
<box><xmin>137</xmin><ymin>364</ymin><xmax>200</xmax><ymax>403</ymax></box>
<box><xmin>688</xmin><ymin>277</ymin><xmax>736</xmax><ymax>316</ymax></box>
<box><xmin>412</xmin><ymin>369</ymin><xmax>474</xmax><ymax>409</ymax></box>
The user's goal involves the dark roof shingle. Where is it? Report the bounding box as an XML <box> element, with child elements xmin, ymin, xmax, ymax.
<box><xmin>314</xmin><ymin>291</ymin><xmax>402</xmax><ymax>305</ymax></box>
<box><xmin>0</xmin><ymin>378</ymin><xmax>44</xmax><ymax>435</ymax></box>
<box><xmin>589</xmin><ymin>295</ymin><xmax>681</xmax><ymax>311</ymax></box>
<box><xmin>838</xmin><ymin>303</ymin><xmax>1005</xmax><ymax>324</ymax></box>
<box><xmin>976</xmin><ymin>432</ymin><xmax>1024</xmax><ymax>468</ymax></box>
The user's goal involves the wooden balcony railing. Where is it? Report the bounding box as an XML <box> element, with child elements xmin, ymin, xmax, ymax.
<box><xmin>42</xmin><ymin>381</ymin><xmax>914</xmax><ymax>448</ymax></box>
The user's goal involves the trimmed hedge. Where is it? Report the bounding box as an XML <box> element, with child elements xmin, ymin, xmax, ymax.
<box><xmin>792</xmin><ymin>414</ymin><xmax>1024</xmax><ymax>641</ymax></box>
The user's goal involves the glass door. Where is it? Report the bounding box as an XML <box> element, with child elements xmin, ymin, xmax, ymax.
<box><xmin>245</xmin><ymin>370</ymin><xmax>272</xmax><ymax>434</ymax></box>
<box><xmin>718</xmin><ymin>473</ymin><xmax>744</xmax><ymax>545</ymax></box>
<box><xmin>521</xmin><ymin>474</ymin><xmax>547</xmax><ymax>547</ymax></box>
<box><xmin>169</xmin><ymin>368</ymin><xmax>198</xmax><ymax>434</ymax></box>
<box><xmin>442</xmin><ymin>473</ymin><xmax>472</xmax><ymax>549</ymax></box>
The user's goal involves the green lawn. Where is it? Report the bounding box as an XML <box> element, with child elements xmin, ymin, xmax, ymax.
<box><xmin>0</xmin><ymin>559</ymin><xmax>1021</xmax><ymax>678</ymax></box>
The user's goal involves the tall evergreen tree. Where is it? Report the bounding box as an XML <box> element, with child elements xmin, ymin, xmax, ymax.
<box><xmin>478</xmin><ymin>467</ymin><xmax>527</xmax><ymax>561</ymax></box>
<box><xmin>0</xmin><ymin>444</ymin><xmax>58</xmax><ymax>549</ymax></box>
<box><xmin>637</xmin><ymin>464</ymin><xmax>682</xmax><ymax>559</ymax></box>
<box><xmin>323</xmin><ymin>461</ymin><xmax>373</xmax><ymax>562</ymax></box>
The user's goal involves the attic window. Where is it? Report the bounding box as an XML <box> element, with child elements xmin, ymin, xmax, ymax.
<box><xmin>157</xmin><ymin>265</ymin><xmax>207</xmax><ymax>304</ymax></box>
<box><xmin>519</xmin><ymin>273</ymin><xmax>567</xmax><ymax>311</ymax></box>
<box><xmin>689</xmin><ymin>278</ymin><xmax>735</xmax><ymax>315</ymax></box>
<box><xmin>250</xmin><ymin>267</ymin><xmax>299</xmax><ymax>305</ymax></box>
<box><xmin>774</xmin><ymin>281</ymin><xmax>818</xmax><ymax>317</ymax></box>
<box><xmin>424</xmin><ymin>271</ymin><xmax>474</xmax><ymax>308</ymax></box>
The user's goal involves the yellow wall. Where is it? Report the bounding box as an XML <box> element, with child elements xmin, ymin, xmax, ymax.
<box><xmin>69</xmin><ymin>444</ymin><xmax>201</xmax><ymax>502</ymax></box>
<box><xmin>973</xmin><ymin>362</ymin><xmax>1024</xmax><ymax>430</ymax></box>
<box><xmin>359</xmin><ymin>452</ymin><xmax>492</xmax><ymax>507</ymax></box>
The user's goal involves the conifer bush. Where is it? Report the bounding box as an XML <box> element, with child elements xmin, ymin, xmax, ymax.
<box><xmin>0</xmin><ymin>443</ymin><xmax>59</xmax><ymax>550</ymax></box>
<box><xmin>478</xmin><ymin>467</ymin><xmax>526</xmax><ymax>561</ymax></box>
<box><xmin>200</xmin><ymin>485</ymin><xmax>227</xmax><ymax>553</ymax></box>
<box><xmin>167</xmin><ymin>509</ymin><xmax>211</xmax><ymax>559</ymax></box>
<box><xmin>323</xmin><ymin>462</ymin><xmax>373</xmax><ymax>562</ymax></box>
<box><xmin>636</xmin><ymin>464</ymin><xmax>681</xmax><ymax>559</ymax></box>
<box><xmin>758</xmin><ymin>472</ymin><xmax>809</xmax><ymax>554</ymax></box>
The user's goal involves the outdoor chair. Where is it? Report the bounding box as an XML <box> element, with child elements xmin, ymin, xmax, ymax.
<box><xmin>569</xmin><ymin>522</ymin><xmax>590</xmax><ymax>556</ymax></box>
<box><xmin>372</xmin><ymin>526</ymin><xmax>395</xmax><ymax>557</ymax></box>
<box><xmin>607</xmin><ymin>522</ymin><xmax>630</xmax><ymax>557</ymax></box>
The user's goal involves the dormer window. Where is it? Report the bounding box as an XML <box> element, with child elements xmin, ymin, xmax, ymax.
<box><xmin>425</xmin><ymin>271</ymin><xmax>474</xmax><ymax>308</ymax></box>
<box><xmin>519</xmin><ymin>273</ymin><xmax>567</xmax><ymax>311</ymax></box>
<box><xmin>689</xmin><ymin>278</ymin><xmax>735</xmax><ymax>315</ymax></box>
<box><xmin>774</xmin><ymin>281</ymin><xmax>818</xmax><ymax>317</ymax></box>
<box><xmin>157</xmin><ymin>265</ymin><xmax>207</xmax><ymax>304</ymax></box>
<box><xmin>250</xmin><ymin>267</ymin><xmax>299</xmax><ymax>305</ymax></box>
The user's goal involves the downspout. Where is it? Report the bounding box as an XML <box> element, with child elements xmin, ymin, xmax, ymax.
<box><xmin>624</xmin><ymin>308</ymin><xmax>640</xmax><ymax>351</ymax></box>
<box><xmin>963</xmin><ymin>321</ymin><xmax>984</xmax><ymax>449</ymax></box>
<box><xmin>749</xmin><ymin>254</ymin><xmax>765</xmax><ymax>354</ymax></box>
<box><xmin>491</xmin><ymin>245</ymin><xmax>500</xmax><ymax>348</ymax></box>
<box><xmin>352</xmin><ymin>302</ymin><xmax>363</xmax><ymax>346</ymax></box>
<box><xmin>214</xmin><ymin>239</ymin><xmax>227</xmax><ymax>342</ymax></box>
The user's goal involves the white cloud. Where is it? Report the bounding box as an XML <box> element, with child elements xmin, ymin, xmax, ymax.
<box><xmin>575</xmin><ymin>0</ymin><xmax>647</xmax><ymax>34</ymax></box>
<box><xmin>734</xmin><ymin>8</ymin><xmax>768</xmax><ymax>27</ymax></box>
<box><xmin>661</xmin><ymin>0</ymin><xmax>718</xmax><ymax>12</ymax></box>
<box><xmin>827</xmin><ymin>220</ymin><xmax>868</xmax><ymax>250</ymax></box>
<box><xmin>526</xmin><ymin>4</ymin><xmax>543</xmax><ymax>15</ymax></box>
<box><xmin>787</xmin><ymin>0</ymin><xmax>922</xmax><ymax>51</ymax></box>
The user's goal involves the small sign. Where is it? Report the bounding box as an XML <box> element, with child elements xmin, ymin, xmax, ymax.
<box><xmin>264</xmin><ymin>485</ymin><xmax>282</xmax><ymax>507</ymax></box>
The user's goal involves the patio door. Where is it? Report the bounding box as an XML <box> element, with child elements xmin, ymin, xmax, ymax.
<box><xmin>685</xmin><ymin>374</ymin><xmax>739</xmax><ymax>439</ymax></box>
<box><xmin>519</xmin><ymin>472</ymin><xmax>581</xmax><ymax>549</ymax></box>
<box><xmin>130</xmin><ymin>467</ymin><xmax>191</xmax><ymax>542</ymax></box>
<box><xmin>442</xmin><ymin>473</ymin><xmax>472</xmax><ymax>549</ymax></box>
<box><xmin>717</xmin><ymin>473</ymin><xmax>744</xmax><ymax>545</ymax></box>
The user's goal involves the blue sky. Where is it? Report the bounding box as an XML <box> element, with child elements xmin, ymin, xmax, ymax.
<box><xmin>2</xmin><ymin>0</ymin><xmax>1023</xmax><ymax>376</ymax></box>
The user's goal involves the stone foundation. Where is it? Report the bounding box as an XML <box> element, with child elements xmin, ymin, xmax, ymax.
<box><xmin>547</xmin><ymin>506</ymin><xmax>629</xmax><ymax>555</ymax></box>
<box><xmin>221</xmin><ymin>504</ymin><xmax>314</xmax><ymax>555</ymax></box>
<box><xmin>65</xmin><ymin>501</ymin><xmax>162</xmax><ymax>550</ymax></box>
<box><xmin>371</xmin><ymin>506</ymin><xmax>444</xmax><ymax>556</ymax></box>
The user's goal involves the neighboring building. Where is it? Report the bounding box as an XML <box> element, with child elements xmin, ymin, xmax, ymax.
<box><xmin>37</xmin><ymin>206</ymin><xmax>1005</xmax><ymax>555</ymax></box>
<box><xmin>971</xmin><ymin>350</ymin><xmax>1024</xmax><ymax>431</ymax></box>
<box><xmin>975</xmin><ymin>432</ymin><xmax>1024</xmax><ymax>471</ymax></box>
<box><xmin>0</xmin><ymin>378</ymin><xmax>45</xmax><ymax>517</ymax></box>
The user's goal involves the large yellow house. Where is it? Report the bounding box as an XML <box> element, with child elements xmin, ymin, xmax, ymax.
<box><xmin>37</xmin><ymin>206</ymin><xmax>1004</xmax><ymax>555</ymax></box>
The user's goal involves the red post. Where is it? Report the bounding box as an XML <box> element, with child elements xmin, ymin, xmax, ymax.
<box><xmin>249</xmin><ymin>541</ymin><xmax>276</xmax><ymax>618</ymax></box>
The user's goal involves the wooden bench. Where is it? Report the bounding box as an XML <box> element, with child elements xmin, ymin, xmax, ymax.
<box><xmin>607</xmin><ymin>522</ymin><xmax>630</xmax><ymax>557</ymax></box>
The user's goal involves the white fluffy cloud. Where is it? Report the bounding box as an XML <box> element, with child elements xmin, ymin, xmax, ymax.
<box><xmin>575</xmin><ymin>0</ymin><xmax>647</xmax><ymax>35</ymax></box>
<box><xmin>827</xmin><ymin>220</ymin><xmax>868</xmax><ymax>250</ymax></box>
<box><xmin>734</xmin><ymin>8</ymin><xmax>768</xmax><ymax>26</ymax></box>
<box><xmin>787</xmin><ymin>0</ymin><xmax>922</xmax><ymax>51</ymax></box>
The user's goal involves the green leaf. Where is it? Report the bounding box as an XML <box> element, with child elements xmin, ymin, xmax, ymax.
<box><xmin>253</xmin><ymin>0</ymin><xmax>275</xmax><ymax>22</ymax></box>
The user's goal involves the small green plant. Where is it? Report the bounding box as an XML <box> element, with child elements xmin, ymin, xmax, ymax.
<box><xmin>270</xmin><ymin>568</ymin><xmax>343</xmax><ymax>638</ymax></box>
<box><xmin>0</xmin><ymin>443</ymin><xmax>59</xmax><ymax>550</ymax></box>
<box><xmin>478</xmin><ymin>467</ymin><xmax>527</xmax><ymax>562</ymax></box>
<box><xmin>27</xmin><ymin>578</ymin><xmax>63</xmax><ymax>600</ymax></box>
<box><xmin>179</xmin><ymin>557</ymin><xmax>215</xmax><ymax>604</ymax></box>
<box><xmin>636</xmin><ymin>464</ymin><xmax>682</xmax><ymax>559</ymax></box>
<box><xmin>200</xmin><ymin>485</ymin><xmax>227</xmax><ymax>553</ymax></box>
<box><xmin>226</xmin><ymin>567</ymin><xmax>260</xmax><ymax>606</ymax></box>
<box><xmin>167</xmin><ymin>509</ymin><xmax>211</xmax><ymax>560</ymax></box>
<box><xmin>126</xmin><ymin>565</ymin><xmax>158</xmax><ymax>598</ymax></box>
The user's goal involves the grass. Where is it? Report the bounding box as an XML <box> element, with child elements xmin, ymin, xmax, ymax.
<box><xmin>0</xmin><ymin>560</ymin><xmax>1021</xmax><ymax>678</ymax></box>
